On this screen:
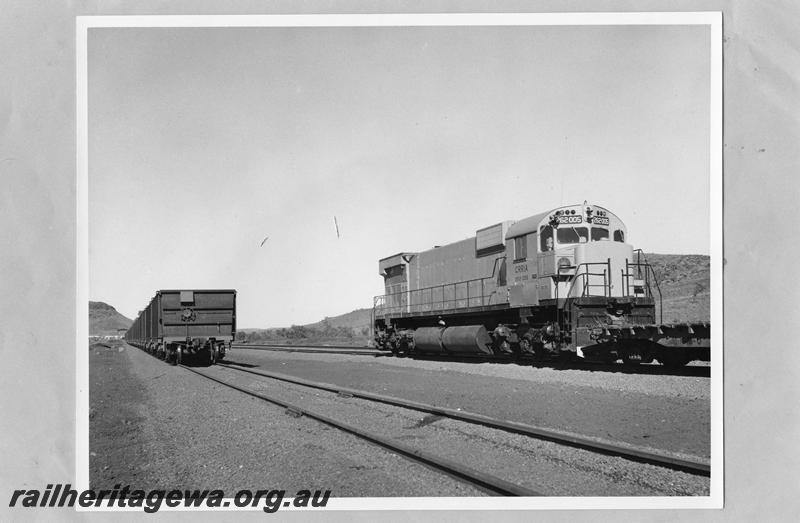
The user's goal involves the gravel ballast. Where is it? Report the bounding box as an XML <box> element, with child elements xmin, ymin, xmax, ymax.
<box><xmin>208</xmin><ymin>364</ymin><xmax>709</xmax><ymax>496</ymax></box>
<box><xmin>90</xmin><ymin>342</ymin><xmax>486</xmax><ymax>497</ymax></box>
<box><xmin>229</xmin><ymin>348</ymin><xmax>711</xmax><ymax>458</ymax></box>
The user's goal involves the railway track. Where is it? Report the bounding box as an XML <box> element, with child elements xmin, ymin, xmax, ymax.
<box><xmin>232</xmin><ymin>343</ymin><xmax>711</xmax><ymax>378</ymax></box>
<box><xmin>214</xmin><ymin>362</ymin><xmax>709</xmax><ymax>477</ymax></box>
<box><xmin>232</xmin><ymin>343</ymin><xmax>377</xmax><ymax>356</ymax></box>
<box><xmin>177</xmin><ymin>363</ymin><xmax>540</xmax><ymax>496</ymax></box>
<box><xmin>136</xmin><ymin>343</ymin><xmax>709</xmax><ymax>495</ymax></box>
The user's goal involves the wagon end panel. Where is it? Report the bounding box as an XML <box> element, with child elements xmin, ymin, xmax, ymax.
<box><xmin>159</xmin><ymin>289</ymin><xmax>237</xmax><ymax>342</ymax></box>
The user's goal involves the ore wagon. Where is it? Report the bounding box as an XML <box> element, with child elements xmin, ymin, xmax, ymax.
<box><xmin>125</xmin><ymin>289</ymin><xmax>236</xmax><ymax>365</ymax></box>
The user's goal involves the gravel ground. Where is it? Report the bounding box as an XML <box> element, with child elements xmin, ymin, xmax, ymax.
<box><xmin>229</xmin><ymin>348</ymin><xmax>711</xmax><ymax>458</ymax></box>
<box><xmin>210</xmin><ymin>364</ymin><xmax>709</xmax><ymax>496</ymax></box>
<box><xmin>90</xmin><ymin>342</ymin><xmax>486</xmax><ymax>497</ymax></box>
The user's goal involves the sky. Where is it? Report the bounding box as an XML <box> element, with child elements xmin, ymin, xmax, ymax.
<box><xmin>88</xmin><ymin>22</ymin><xmax>711</xmax><ymax>328</ymax></box>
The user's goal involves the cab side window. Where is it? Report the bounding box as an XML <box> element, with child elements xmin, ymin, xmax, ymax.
<box><xmin>514</xmin><ymin>236</ymin><xmax>527</xmax><ymax>261</ymax></box>
<box><xmin>540</xmin><ymin>225</ymin><xmax>554</xmax><ymax>252</ymax></box>
<box><xmin>614</xmin><ymin>229</ymin><xmax>625</xmax><ymax>242</ymax></box>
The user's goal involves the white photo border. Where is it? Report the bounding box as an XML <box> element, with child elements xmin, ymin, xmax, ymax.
<box><xmin>76</xmin><ymin>11</ymin><xmax>723</xmax><ymax>511</ymax></box>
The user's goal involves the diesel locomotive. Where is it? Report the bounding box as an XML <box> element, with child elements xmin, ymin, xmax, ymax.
<box><xmin>125</xmin><ymin>289</ymin><xmax>236</xmax><ymax>365</ymax></box>
<box><xmin>372</xmin><ymin>203</ymin><xmax>709</xmax><ymax>367</ymax></box>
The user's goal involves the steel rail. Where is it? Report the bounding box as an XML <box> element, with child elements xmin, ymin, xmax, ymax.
<box><xmin>233</xmin><ymin>342</ymin><xmax>374</xmax><ymax>350</ymax></box>
<box><xmin>233</xmin><ymin>343</ymin><xmax>377</xmax><ymax>356</ymax></box>
<box><xmin>178</xmin><ymin>364</ymin><xmax>541</xmax><ymax>497</ymax></box>
<box><xmin>217</xmin><ymin>363</ymin><xmax>710</xmax><ymax>477</ymax></box>
<box><xmin>232</xmin><ymin>343</ymin><xmax>711</xmax><ymax>377</ymax></box>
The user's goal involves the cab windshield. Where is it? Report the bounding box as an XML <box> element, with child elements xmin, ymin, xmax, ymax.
<box><xmin>591</xmin><ymin>227</ymin><xmax>609</xmax><ymax>241</ymax></box>
<box><xmin>556</xmin><ymin>227</ymin><xmax>588</xmax><ymax>244</ymax></box>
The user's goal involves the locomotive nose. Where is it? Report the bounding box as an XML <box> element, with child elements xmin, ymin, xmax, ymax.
<box><xmin>574</xmin><ymin>241</ymin><xmax>635</xmax><ymax>298</ymax></box>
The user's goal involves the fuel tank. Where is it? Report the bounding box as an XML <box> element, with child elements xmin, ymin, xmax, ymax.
<box><xmin>413</xmin><ymin>325</ymin><xmax>493</xmax><ymax>355</ymax></box>
<box><xmin>413</xmin><ymin>327</ymin><xmax>446</xmax><ymax>353</ymax></box>
<box><xmin>442</xmin><ymin>325</ymin><xmax>493</xmax><ymax>355</ymax></box>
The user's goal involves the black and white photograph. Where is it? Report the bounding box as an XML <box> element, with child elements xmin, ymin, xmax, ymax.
<box><xmin>79</xmin><ymin>13</ymin><xmax>721</xmax><ymax>510</ymax></box>
<box><xmin>2</xmin><ymin>2</ymin><xmax>798</xmax><ymax>520</ymax></box>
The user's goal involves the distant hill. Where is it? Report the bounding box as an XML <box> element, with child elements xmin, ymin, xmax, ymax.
<box><xmin>642</xmin><ymin>253</ymin><xmax>710</xmax><ymax>323</ymax></box>
<box><xmin>89</xmin><ymin>301</ymin><xmax>132</xmax><ymax>336</ymax></box>
<box><xmin>305</xmin><ymin>308</ymin><xmax>373</xmax><ymax>333</ymax></box>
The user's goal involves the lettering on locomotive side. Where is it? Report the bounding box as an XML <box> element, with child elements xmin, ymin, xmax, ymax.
<box><xmin>513</xmin><ymin>262</ymin><xmax>537</xmax><ymax>283</ymax></box>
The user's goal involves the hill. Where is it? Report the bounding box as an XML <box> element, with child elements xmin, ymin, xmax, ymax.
<box><xmin>89</xmin><ymin>301</ymin><xmax>132</xmax><ymax>336</ymax></box>
<box><xmin>642</xmin><ymin>253</ymin><xmax>710</xmax><ymax>323</ymax></box>
<box><xmin>238</xmin><ymin>309</ymin><xmax>373</xmax><ymax>346</ymax></box>
<box><xmin>305</xmin><ymin>308</ymin><xmax>373</xmax><ymax>333</ymax></box>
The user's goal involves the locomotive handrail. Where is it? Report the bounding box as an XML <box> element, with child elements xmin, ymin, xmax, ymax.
<box><xmin>557</xmin><ymin>260</ymin><xmax>612</xmax><ymax>302</ymax></box>
<box><xmin>555</xmin><ymin>260</ymin><xmax>610</xmax><ymax>334</ymax></box>
<box><xmin>637</xmin><ymin>252</ymin><xmax>663</xmax><ymax>317</ymax></box>
<box><xmin>373</xmin><ymin>256</ymin><xmax>508</xmax><ymax>319</ymax></box>
<box><xmin>625</xmin><ymin>251</ymin><xmax>663</xmax><ymax>323</ymax></box>
<box><xmin>373</xmin><ymin>272</ymin><xmax>500</xmax><ymax>317</ymax></box>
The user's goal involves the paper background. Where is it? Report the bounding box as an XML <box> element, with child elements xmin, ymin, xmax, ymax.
<box><xmin>1</xmin><ymin>1</ymin><xmax>797</xmax><ymax>521</ymax></box>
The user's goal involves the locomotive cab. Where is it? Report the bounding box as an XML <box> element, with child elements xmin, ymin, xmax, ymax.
<box><xmin>508</xmin><ymin>203</ymin><xmax>633</xmax><ymax>305</ymax></box>
<box><xmin>524</xmin><ymin>204</ymin><xmax>658</xmax><ymax>352</ymax></box>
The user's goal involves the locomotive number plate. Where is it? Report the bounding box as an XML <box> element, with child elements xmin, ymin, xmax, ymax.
<box><xmin>593</xmin><ymin>216</ymin><xmax>609</xmax><ymax>225</ymax></box>
<box><xmin>557</xmin><ymin>215</ymin><xmax>583</xmax><ymax>224</ymax></box>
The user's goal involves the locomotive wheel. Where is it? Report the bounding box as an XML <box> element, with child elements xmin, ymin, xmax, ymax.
<box><xmin>519</xmin><ymin>337</ymin><xmax>536</xmax><ymax>356</ymax></box>
<box><xmin>495</xmin><ymin>340</ymin><xmax>513</xmax><ymax>355</ymax></box>
<box><xmin>389</xmin><ymin>338</ymin><xmax>408</xmax><ymax>358</ymax></box>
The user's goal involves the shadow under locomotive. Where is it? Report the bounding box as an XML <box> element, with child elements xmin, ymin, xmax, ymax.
<box><xmin>395</xmin><ymin>352</ymin><xmax>710</xmax><ymax>378</ymax></box>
